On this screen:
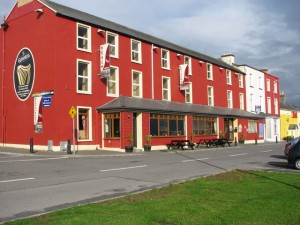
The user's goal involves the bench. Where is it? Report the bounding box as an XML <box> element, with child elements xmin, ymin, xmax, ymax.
<box><xmin>167</xmin><ymin>140</ymin><xmax>195</xmax><ymax>150</ymax></box>
<box><xmin>196</xmin><ymin>138</ymin><xmax>232</xmax><ymax>148</ymax></box>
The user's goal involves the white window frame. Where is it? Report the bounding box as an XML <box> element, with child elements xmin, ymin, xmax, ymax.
<box><xmin>266</xmin><ymin>79</ymin><xmax>270</xmax><ymax>92</ymax></box>
<box><xmin>267</xmin><ymin>97</ymin><xmax>272</xmax><ymax>114</ymax></box>
<box><xmin>274</xmin><ymin>81</ymin><xmax>278</xmax><ymax>93</ymax></box>
<box><xmin>185</xmin><ymin>83</ymin><xmax>192</xmax><ymax>103</ymax></box>
<box><xmin>207</xmin><ymin>63</ymin><xmax>213</xmax><ymax>80</ymax></box>
<box><xmin>77</xmin><ymin>106</ymin><xmax>92</xmax><ymax>141</ymax></box>
<box><xmin>161</xmin><ymin>49</ymin><xmax>170</xmax><ymax>70</ymax></box>
<box><xmin>77</xmin><ymin>23</ymin><xmax>91</xmax><ymax>52</ymax></box>
<box><xmin>162</xmin><ymin>76</ymin><xmax>171</xmax><ymax>101</ymax></box>
<box><xmin>106</xmin><ymin>66</ymin><xmax>119</xmax><ymax>97</ymax></box>
<box><xmin>274</xmin><ymin>98</ymin><xmax>278</xmax><ymax>114</ymax></box>
<box><xmin>184</xmin><ymin>56</ymin><xmax>192</xmax><ymax>75</ymax></box>
<box><xmin>226</xmin><ymin>70</ymin><xmax>232</xmax><ymax>85</ymax></box>
<box><xmin>249</xmin><ymin>74</ymin><xmax>253</xmax><ymax>87</ymax></box>
<box><xmin>238</xmin><ymin>74</ymin><xmax>244</xmax><ymax>88</ymax></box>
<box><xmin>239</xmin><ymin>93</ymin><xmax>244</xmax><ymax>110</ymax></box>
<box><xmin>131</xmin><ymin>39</ymin><xmax>142</xmax><ymax>63</ymax></box>
<box><xmin>107</xmin><ymin>32</ymin><xmax>119</xmax><ymax>58</ymax></box>
<box><xmin>132</xmin><ymin>70</ymin><xmax>143</xmax><ymax>98</ymax></box>
<box><xmin>207</xmin><ymin>86</ymin><xmax>214</xmax><ymax>106</ymax></box>
<box><xmin>250</xmin><ymin>94</ymin><xmax>254</xmax><ymax>111</ymax></box>
<box><xmin>77</xmin><ymin>59</ymin><xmax>92</xmax><ymax>94</ymax></box>
<box><xmin>227</xmin><ymin>90</ymin><xmax>233</xmax><ymax>108</ymax></box>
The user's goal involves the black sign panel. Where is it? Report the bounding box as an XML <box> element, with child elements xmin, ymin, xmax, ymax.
<box><xmin>13</xmin><ymin>48</ymin><xmax>35</xmax><ymax>101</ymax></box>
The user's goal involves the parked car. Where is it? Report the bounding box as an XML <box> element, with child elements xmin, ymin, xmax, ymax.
<box><xmin>287</xmin><ymin>138</ymin><xmax>300</xmax><ymax>170</ymax></box>
<box><xmin>284</xmin><ymin>137</ymin><xmax>300</xmax><ymax>156</ymax></box>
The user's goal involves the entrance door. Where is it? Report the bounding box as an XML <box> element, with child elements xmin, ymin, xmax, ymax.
<box><xmin>224</xmin><ymin>118</ymin><xmax>234</xmax><ymax>141</ymax></box>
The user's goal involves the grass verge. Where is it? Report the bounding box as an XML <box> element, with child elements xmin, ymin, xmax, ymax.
<box><xmin>4</xmin><ymin>170</ymin><xmax>300</xmax><ymax>225</ymax></box>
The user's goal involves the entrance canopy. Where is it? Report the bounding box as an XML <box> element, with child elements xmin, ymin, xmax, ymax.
<box><xmin>97</xmin><ymin>96</ymin><xmax>264</xmax><ymax>119</ymax></box>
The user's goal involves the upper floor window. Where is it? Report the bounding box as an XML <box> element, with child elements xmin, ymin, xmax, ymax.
<box><xmin>259</xmin><ymin>77</ymin><xmax>262</xmax><ymax>89</ymax></box>
<box><xmin>184</xmin><ymin>56</ymin><xmax>192</xmax><ymax>75</ymax></box>
<box><xmin>238</xmin><ymin>74</ymin><xmax>244</xmax><ymax>88</ymax></box>
<box><xmin>77</xmin><ymin>59</ymin><xmax>91</xmax><ymax>94</ymax></box>
<box><xmin>161</xmin><ymin>49</ymin><xmax>170</xmax><ymax>69</ymax></box>
<box><xmin>131</xmin><ymin>39</ymin><xmax>142</xmax><ymax>63</ymax></box>
<box><xmin>162</xmin><ymin>77</ymin><xmax>171</xmax><ymax>101</ymax></box>
<box><xmin>77</xmin><ymin>23</ymin><xmax>91</xmax><ymax>52</ymax></box>
<box><xmin>207</xmin><ymin>63</ymin><xmax>213</xmax><ymax>80</ymax></box>
<box><xmin>274</xmin><ymin>98</ymin><xmax>279</xmax><ymax>114</ymax></box>
<box><xmin>107</xmin><ymin>66</ymin><xmax>119</xmax><ymax>97</ymax></box>
<box><xmin>132</xmin><ymin>70</ymin><xmax>143</xmax><ymax>97</ymax></box>
<box><xmin>239</xmin><ymin>93</ymin><xmax>244</xmax><ymax>110</ymax></box>
<box><xmin>249</xmin><ymin>74</ymin><xmax>253</xmax><ymax>87</ymax></box>
<box><xmin>107</xmin><ymin>32</ymin><xmax>119</xmax><ymax>58</ymax></box>
<box><xmin>266</xmin><ymin>79</ymin><xmax>270</xmax><ymax>92</ymax></box>
<box><xmin>207</xmin><ymin>86</ymin><xmax>214</xmax><ymax>106</ymax></box>
<box><xmin>267</xmin><ymin>97</ymin><xmax>272</xmax><ymax>114</ymax></box>
<box><xmin>274</xmin><ymin>81</ymin><xmax>278</xmax><ymax>93</ymax></box>
<box><xmin>185</xmin><ymin>83</ymin><xmax>192</xmax><ymax>103</ymax></box>
<box><xmin>227</xmin><ymin>90</ymin><xmax>233</xmax><ymax>108</ymax></box>
<box><xmin>226</xmin><ymin>70</ymin><xmax>232</xmax><ymax>85</ymax></box>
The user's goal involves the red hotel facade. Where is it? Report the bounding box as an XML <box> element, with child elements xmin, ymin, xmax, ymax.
<box><xmin>0</xmin><ymin>0</ymin><xmax>264</xmax><ymax>151</ymax></box>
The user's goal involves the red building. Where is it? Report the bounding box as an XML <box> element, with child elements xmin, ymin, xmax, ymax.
<box><xmin>0</xmin><ymin>0</ymin><xmax>263</xmax><ymax>151</ymax></box>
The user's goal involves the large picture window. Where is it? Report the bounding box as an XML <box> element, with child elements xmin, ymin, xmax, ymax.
<box><xmin>104</xmin><ymin>113</ymin><xmax>120</xmax><ymax>138</ymax></box>
<box><xmin>193</xmin><ymin>116</ymin><xmax>217</xmax><ymax>135</ymax></box>
<box><xmin>248</xmin><ymin>120</ymin><xmax>257</xmax><ymax>133</ymax></box>
<box><xmin>150</xmin><ymin>114</ymin><xmax>185</xmax><ymax>136</ymax></box>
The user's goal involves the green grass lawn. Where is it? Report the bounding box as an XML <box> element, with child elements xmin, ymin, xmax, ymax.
<box><xmin>4</xmin><ymin>170</ymin><xmax>300</xmax><ymax>225</ymax></box>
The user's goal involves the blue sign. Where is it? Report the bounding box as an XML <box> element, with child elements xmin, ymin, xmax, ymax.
<box><xmin>42</xmin><ymin>96</ymin><xmax>51</xmax><ymax>107</ymax></box>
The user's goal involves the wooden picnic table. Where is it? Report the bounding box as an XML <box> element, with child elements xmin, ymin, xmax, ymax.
<box><xmin>167</xmin><ymin>140</ymin><xmax>195</xmax><ymax>150</ymax></box>
<box><xmin>196</xmin><ymin>138</ymin><xmax>232</xmax><ymax>148</ymax></box>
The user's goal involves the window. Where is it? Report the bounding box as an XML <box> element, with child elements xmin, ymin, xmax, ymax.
<box><xmin>249</xmin><ymin>74</ymin><xmax>253</xmax><ymax>87</ymax></box>
<box><xmin>104</xmin><ymin>113</ymin><xmax>120</xmax><ymax>138</ymax></box>
<box><xmin>184</xmin><ymin>56</ymin><xmax>192</xmax><ymax>75</ymax></box>
<box><xmin>267</xmin><ymin>97</ymin><xmax>272</xmax><ymax>114</ymax></box>
<box><xmin>239</xmin><ymin>93</ymin><xmax>244</xmax><ymax>110</ymax></box>
<box><xmin>107</xmin><ymin>32</ymin><xmax>119</xmax><ymax>58</ymax></box>
<box><xmin>193</xmin><ymin>116</ymin><xmax>217</xmax><ymax>135</ymax></box>
<box><xmin>248</xmin><ymin>120</ymin><xmax>257</xmax><ymax>133</ymax></box>
<box><xmin>250</xmin><ymin>94</ymin><xmax>254</xmax><ymax>111</ymax></box>
<box><xmin>274</xmin><ymin>98</ymin><xmax>278</xmax><ymax>114</ymax></box>
<box><xmin>162</xmin><ymin>77</ymin><xmax>171</xmax><ymax>101</ymax></box>
<box><xmin>77</xmin><ymin>59</ymin><xmax>91</xmax><ymax>94</ymax></box>
<box><xmin>131</xmin><ymin>39</ymin><xmax>142</xmax><ymax>63</ymax></box>
<box><xmin>266</xmin><ymin>79</ymin><xmax>270</xmax><ymax>91</ymax></box>
<box><xmin>185</xmin><ymin>83</ymin><xmax>192</xmax><ymax>103</ymax></box>
<box><xmin>207</xmin><ymin>86</ymin><xmax>214</xmax><ymax>106</ymax></box>
<box><xmin>107</xmin><ymin>66</ymin><xmax>119</xmax><ymax>97</ymax></box>
<box><xmin>132</xmin><ymin>70</ymin><xmax>142</xmax><ymax>97</ymax></box>
<box><xmin>274</xmin><ymin>81</ymin><xmax>278</xmax><ymax>93</ymax></box>
<box><xmin>77</xmin><ymin>23</ymin><xmax>91</xmax><ymax>52</ymax></box>
<box><xmin>259</xmin><ymin>77</ymin><xmax>262</xmax><ymax>89</ymax></box>
<box><xmin>161</xmin><ymin>49</ymin><xmax>170</xmax><ymax>69</ymax></box>
<box><xmin>227</xmin><ymin>90</ymin><xmax>233</xmax><ymax>108</ymax></box>
<box><xmin>238</xmin><ymin>74</ymin><xmax>244</xmax><ymax>88</ymax></box>
<box><xmin>226</xmin><ymin>70</ymin><xmax>232</xmax><ymax>85</ymax></box>
<box><xmin>150</xmin><ymin>114</ymin><xmax>185</xmax><ymax>136</ymax></box>
<box><xmin>78</xmin><ymin>107</ymin><xmax>92</xmax><ymax>141</ymax></box>
<box><xmin>207</xmin><ymin>63</ymin><xmax>213</xmax><ymax>80</ymax></box>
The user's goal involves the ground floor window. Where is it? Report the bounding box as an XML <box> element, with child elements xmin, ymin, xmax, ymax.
<box><xmin>78</xmin><ymin>107</ymin><xmax>92</xmax><ymax>140</ymax></box>
<box><xmin>104</xmin><ymin>113</ymin><xmax>120</xmax><ymax>138</ymax></box>
<box><xmin>150</xmin><ymin>114</ymin><xmax>185</xmax><ymax>136</ymax></box>
<box><xmin>248</xmin><ymin>120</ymin><xmax>257</xmax><ymax>133</ymax></box>
<box><xmin>193</xmin><ymin>116</ymin><xmax>217</xmax><ymax>135</ymax></box>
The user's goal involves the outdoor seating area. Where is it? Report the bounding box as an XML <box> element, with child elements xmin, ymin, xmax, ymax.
<box><xmin>167</xmin><ymin>140</ymin><xmax>195</xmax><ymax>150</ymax></box>
<box><xmin>166</xmin><ymin>138</ymin><xmax>233</xmax><ymax>150</ymax></box>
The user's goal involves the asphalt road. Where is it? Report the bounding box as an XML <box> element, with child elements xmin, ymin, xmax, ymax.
<box><xmin>0</xmin><ymin>142</ymin><xmax>298</xmax><ymax>223</ymax></box>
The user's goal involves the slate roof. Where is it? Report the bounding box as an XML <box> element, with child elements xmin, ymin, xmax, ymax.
<box><xmin>96</xmin><ymin>96</ymin><xmax>264</xmax><ymax>119</ymax></box>
<box><xmin>40</xmin><ymin>0</ymin><xmax>244</xmax><ymax>74</ymax></box>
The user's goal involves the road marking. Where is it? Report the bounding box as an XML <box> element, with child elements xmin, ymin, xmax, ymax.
<box><xmin>229</xmin><ymin>153</ymin><xmax>248</xmax><ymax>157</ymax></box>
<box><xmin>0</xmin><ymin>156</ymin><xmax>69</xmax><ymax>163</ymax></box>
<box><xmin>261</xmin><ymin>150</ymin><xmax>274</xmax><ymax>153</ymax></box>
<box><xmin>0</xmin><ymin>178</ymin><xmax>35</xmax><ymax>184</ymax></box>
<box><xmin>100</xmin><ymin>165</ymin><xmax>148</xmax><ymax>172</ymax></box>
<box><xmin>182</xmin><ymin>158</ymin><xmax>210</xmax><ymax>163</ymax></box>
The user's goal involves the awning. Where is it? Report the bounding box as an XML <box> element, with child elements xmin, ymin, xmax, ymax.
<box><xmin>97</xmin><ymin>96</ymin><xmax>265</xmax><ymax>119</ymax></box>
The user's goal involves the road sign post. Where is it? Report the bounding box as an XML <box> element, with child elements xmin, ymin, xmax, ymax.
<box><xmin>69</xmin><ymin>106</ymin><xmax>77</xmax><ymax>154</ymax></box>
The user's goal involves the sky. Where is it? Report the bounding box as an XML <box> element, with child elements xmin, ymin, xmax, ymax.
<box><xmin>1</xmin><ymin>0</ymin><xmax>300</xmax><ymax>106</ymax></box>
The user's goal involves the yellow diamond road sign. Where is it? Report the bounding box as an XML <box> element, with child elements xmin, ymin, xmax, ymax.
<box><xmin>69</xmin><ymin>106</ymin><xmax>76</xmax><ymax>119</ymax></box>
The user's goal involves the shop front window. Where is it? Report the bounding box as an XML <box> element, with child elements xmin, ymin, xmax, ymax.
<box><xmin>150</xmin><ymin>114</ymin><xmax>185</xmax><ymax>136</ymax></box>
<box><xmin>193</xmin><ymin>116</ymin><xmax>217</xmax><ymax>135</ymax></box>
<box><xmin>104</xmin><ymin>113</ymin><xmax>120</xmax><ymax>138</ymax></box>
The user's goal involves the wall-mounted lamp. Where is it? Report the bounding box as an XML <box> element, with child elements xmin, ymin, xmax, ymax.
<box><xmin>152</xmin><ymin>46</ymin><xmax>159</xmax><ymax>50</ymax></box>
<box><xmin>235</xmin><ymin>72</ymin><xmax>239</xmax><ymax>76</ymax></box>
<box><xmin>199</xmin><ymin>61</ymin><xmax>204</xmax><ymax>64</ymax></box>
<box><xmin>127</xmin><ymin>114</ymin><xmax>131</xmax><ymax>118</ymax></box>
<box><xmin>0</xmin><ymin>23</ymin><xmax>9</xmax><ymax>31</ymax></box>
<box><xmin>35</xmin><ymin>9</ymin><xmax>44</xmax><ymax>14</ymax></box>
<box><xmin>177</xmin><ymin>53</ymin><xmax>182</xmax><ymax>57</ymax></box>
<box><xmin>97</xmin><ymin>29</ymin><xmax>105</xmax><ymax>34</ymax></box>
<box><xmin>220</xmin><ymin>67</ymin><xmax>224</xmax><ymax>70</ymax></box>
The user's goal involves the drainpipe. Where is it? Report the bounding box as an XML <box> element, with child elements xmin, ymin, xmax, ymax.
<box><xmin>1</xmin><ymin>19</ymin><xmax>5</xmax><ymax>146</ymax></box>
<box><xmin>151</xmin><ymin>44</ymin><xmax>155</xmax><ymax>99</ymax></box>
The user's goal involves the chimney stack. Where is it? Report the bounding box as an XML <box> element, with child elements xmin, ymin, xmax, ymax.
<box><xmin>280</xmin><ymin>91</ymin><xmax>286</xmax><ymax>104</ymax></box>
<box><xmin>220</xmin><ymin>53</ymin><xmax>235</xmax><ymax>65</ymax></box>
